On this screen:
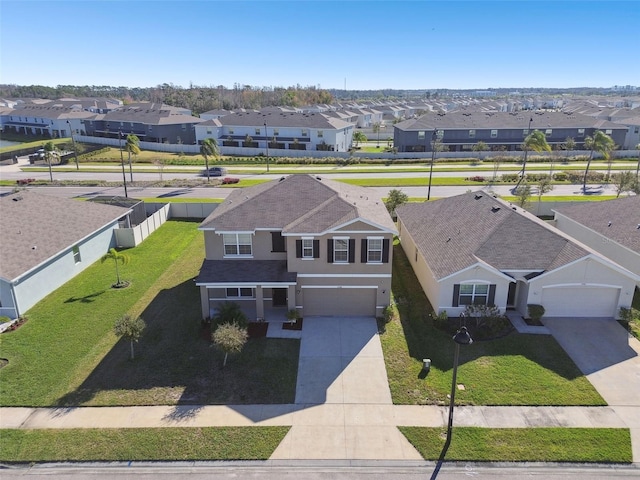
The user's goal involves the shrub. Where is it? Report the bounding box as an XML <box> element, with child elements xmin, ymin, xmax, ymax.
<box><xmin>528</xmin><ymin>304</ymin><xmax>545</xmax><ymax>322</ymax></box>
<box><xmin>553</xmin><ymin>172</ymin><xmax>568</xmax><ymax>182</ymax></box>
<box><xmin>468</xmin><ymin>176</ymin><xmax>486</xmax><ymax>182</ymax></box>
<box><xmin>212</xmin><ymin>302</ymin><xmax>248</xmax><ymax>330</ymax></box>
<box><xmin>429</xmin><ymin>310</ymin><xmax>449</xmax><ymax>330</ymax></box>
<box><xmin>501</xmin><ymin>173</ymin><xmax>519</xmax><ymax>182</ymax></box>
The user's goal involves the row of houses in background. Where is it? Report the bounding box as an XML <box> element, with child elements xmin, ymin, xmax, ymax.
<box><xmin>1</xmin><ymin>95</ymin><xmax>639</xmax><ymax>155</ymax></box>
<box><xmin>2</xmin><ymin>182</ymin><xmax>637</xmax><ymax>325</ymax></box>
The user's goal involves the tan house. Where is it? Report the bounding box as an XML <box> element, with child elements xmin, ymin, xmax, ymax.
<box><xmin>396</xmin><ymin>192</ymin><xmax>638</xmax><ymax>319</ymax></box>
<box><xmin>552</xmin><ymin>196</ymin><xmax>640</xmax><ymax>287</ymax></box>
<box><xmin>195</xmin><ymin>175</ymin><xmax>397</xmax><ymax>321</ymax></box>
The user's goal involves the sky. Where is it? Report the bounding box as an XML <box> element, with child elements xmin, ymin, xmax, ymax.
<box><xmin>0</xmin><ymin>0</ymin><xmax>638</xmax><ymax>91</ymax></box>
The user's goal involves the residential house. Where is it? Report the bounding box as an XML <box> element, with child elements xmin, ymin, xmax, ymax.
<box><xmin>395</xmin><ymin>192</ymin><xmax>638</xmax><ymax>319</ymax></box>
<box><xmin>552</xmin><ymin>196</ymin><xmax>640</xmax><ymax>287</ymax></box>
<box><xmin>0</xmin><ymin>191</ymin><xmax>131</xmax><ymax>319</ymax></box>
<box><xmin>393</xmin><ymin>111</ymin><xmax>627</xmax><ymax>153</ymax></box>
<box><xmin>195</xmin><ymin>175</ymin><xmax>397</xmax><ymax>321</ymax></box>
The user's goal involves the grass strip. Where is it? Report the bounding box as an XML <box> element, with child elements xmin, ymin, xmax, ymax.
<box><xmin>0</xmin><ymin>427</ymin><xmax>289</xmax><ymax>462</ymax></box>
<box><xmin>400</xmin><ymin>427</ymin><xmax>632</xmax><ymax>463</ymax></box>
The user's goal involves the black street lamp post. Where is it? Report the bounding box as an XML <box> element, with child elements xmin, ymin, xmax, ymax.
<box><xmin>119</xmin><ymin>130</ymin><xmax>128</xmax><ymax>198</ymax></box>
<box><xmin>427</xmin><ymin>129</ymin><xmax>438</xmax><ymax>201</ymax></box>
<box><xmin>66</xmin><ymin>120</ymin><xmax>79</xmax><ymax>170</ymax></box>
<box><xmin>264</xmin><ymin>121</ymin><xmax>270</xmax><ymax>172</ymax></box>
<box><xmin>515</xmin><ymin>117</ymin><xmax>533</xmax><ymax>191</ymax></box>
<box><xmin>445</xmin><ymin>325</ymin><xmax>473</xmax><ymax>448</ymax></box>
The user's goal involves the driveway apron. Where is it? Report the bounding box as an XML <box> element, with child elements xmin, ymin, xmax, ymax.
<box><xmin>543</xmin><ymin>317</ymin><xmax>640</xmax><ymax>462</ymax></box>
<box><xmin>270</xmin><ymin>316</ymin><xmax>421</xmax><ymax>460</ymax></box>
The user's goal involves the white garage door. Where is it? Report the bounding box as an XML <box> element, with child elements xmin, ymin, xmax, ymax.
<box><xmin>303</xmin><ymin>288</ymin><xmax>376</xmax><ymax>317</ymax></box>
<box><xmin>541</xmin><ymin>286</ymin><xmax>620</xmax><ymax>317</ymax></box>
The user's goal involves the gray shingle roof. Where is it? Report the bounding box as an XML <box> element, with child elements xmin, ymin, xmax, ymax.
<box><xmin>396</xmin><ymin>192</ymin><xmax>588</xmax><ymax>280</ymax></box>
<box><xmin>199</xmin><ymin>175</ymin><xmax>396</xmax><ymax>234</ymax></box>
<box><xmin>195</xmin><ymin>260</ymin><xmax>297</xmax><ymax>285</ymax></box>
<box><xmin>218</xmin><ymin>111</ymin><xmax>353</xmax><ymax>130</ymax></box>
<box><xmin>553</xmin><ymin>196</ymin><xmax>640</xmax><ymax>253</ymax></box>
<box><xmin>0</xmin><ymin>191</ymin><xmax>131</xmax><ymax>281</ymax></box>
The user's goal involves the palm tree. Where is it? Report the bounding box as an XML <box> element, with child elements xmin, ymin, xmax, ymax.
<box><xmin>635</xmin><ymin>143</ymin><xmax>640</xmax><ymax>179</ymax></box>
<box><xmin>43</xmin><ymin>141</ymin><xmax>58</xmax><ymax>181</ymax></box>
<box><xmin>582</xmin><ymin>130</ymin><xmax>615</xmax><ymax>192</ymax></box>
<box><xmin>353</xmin><ymin>131</ymin><xmax>366</xmax><ymax>147</ymax></box>
<box><xmin>372</xmin><ymin>122</ymin><xmax>381</xmax><ymax>147</ymax></box>
<box><xmin>200</xmin><ymin>137</ymin><xmax>220</xmax><ymax>183</ymax></box>
<box><xmin>124</xmin><ymin>134</ymin><xmax>141</xmax><ymax>182</ymax></box>
<box><xmin>101</xmin><ymin>248</ymin><xmax>130</xmax><ymax>287</ymax></box>
<box><xmin>515</xmin><ymin>130</ymin><xmax>550</xmax><ymax>190</ymax></box>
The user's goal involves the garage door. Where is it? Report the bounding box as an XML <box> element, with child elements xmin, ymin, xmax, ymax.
<box><xmin>540</xmin><ymin>286</ymin><xmax>620</xmax><ymax>317</ymax></box>
<box><xmin>303</xmin><ymin>288</ymin><xmax>376</xmax><ymax>316</ymax></box>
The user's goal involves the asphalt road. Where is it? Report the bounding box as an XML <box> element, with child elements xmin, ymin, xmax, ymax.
<box><xmin>1</xmin><ymin>462</ymin><xmax>638</xmax><ymax>479</ymax></box>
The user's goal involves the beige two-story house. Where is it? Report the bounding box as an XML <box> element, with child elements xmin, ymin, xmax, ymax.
<box><xmin>195</xmin><ymin>175</ymin><xmax>397</xmax><ymax>321</ymax></box>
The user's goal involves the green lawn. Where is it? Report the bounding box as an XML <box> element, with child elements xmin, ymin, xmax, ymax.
<box><xmin>380</xmin><ymin>243</ymin><xmax>605</xmax><ymax>406</ymax></box>
<box><xmin>0</xmin><ymin>427</ymin><xmax>289</xmax><ymax>462</ymax></box>
<box><xmin>0</xmin><ymin>220</ymin><xmax>299</xmax><ymax>406</ymax></box>
<box><xmin>400</xmin><ymin>427</ymin><xmax>632</xmax><ymax>463</ymax></box>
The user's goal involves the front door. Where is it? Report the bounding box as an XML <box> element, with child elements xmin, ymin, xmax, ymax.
<box><xmin>507</xmin><ymin>282</ymin><xmax>517</xmax><ymax>309</ymax></box>
<box><xmin>272</xmin><ymin>288</ymin><xmax>287</xmax><ymax>307</ymax></box>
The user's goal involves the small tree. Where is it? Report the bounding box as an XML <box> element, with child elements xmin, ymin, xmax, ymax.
<box><xmin>372</xmin><ymin>122</ymin><xmax>381</xmax><ymax>146</ymax></box>
<box><xmin>536</xmin><ymin>175</ymin><xmax>554</xmax><ymax>203</ymax></box>
<box><xmin>114</xmin><ymin>314</ymin><xmax>146</xmax><ymax>360</ymax></box>
<box><xmin>353</xmin><ymin>131</ymin><xmax>367</xmax><ymax>147</ymax></box>
<box><xmin>101</xmin><ymin>248</ymin><xmax>130</xmax><ymax>287</ymax></box>
<box><xmin>562</xmin><ymin>137</ymin><xmax>576</xmax><ymax>161</ymax></box>
<box><xmin>124</xmin><ymin>134</ymin><xmax>141</xmax><ymax>182</ymax></box>
<box><xmin>200</xmin><ymin>137</ymin><xmax>220</xmax><ymax>183</ymax></box>
<box><xmin>583</xmin><ymin>130</ymin><xmax>615</xmax><ymax>192</ymax></box>
<box><xmin>212</xmin><ymin>322</ymin><xmax>248</xmax><ymax>367</ymax></box>
<box><xmin>43</xmin><ymin>141</ymin><xmax>58</xmax><ymax>181</ymax></box>
<box><xmin>384</xmin><ymin>188</ymin><xmax>409</xmax><ymax>217</ymax></box>
<box><xmin>472</xmin><ymin>141</ymin><xmax>490</xmax><ymax>161</ymax></box>
<box><xmin>613</xmin><ymin>171</ymin><xmax>636</xmax><ymax>198</ymax></box>
<box><xmin>514</xmin><ymin>183</ymin><xmax>532</xmax><ymax>208</ymax></box>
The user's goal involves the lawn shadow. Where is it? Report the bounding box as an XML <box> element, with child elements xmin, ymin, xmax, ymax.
<box><xmin>55</xmin><ymin>278</ymin><xmax>300</xmax><ymax>408</ymax></box>
<box><xmin>64</xmin><ymin>290</ymin><xmax>106</xmax><ymax>304</ymax></box>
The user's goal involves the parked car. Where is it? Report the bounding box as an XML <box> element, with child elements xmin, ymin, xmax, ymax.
<box><xmin>221</xmin><ymin>177</ymin><xmax>240</xmax><ymax>184</ymax></box>
<box><xmin>202</xmin><ymin>167</ymin><xmax>227</xmax><ymax>177</ymax></box>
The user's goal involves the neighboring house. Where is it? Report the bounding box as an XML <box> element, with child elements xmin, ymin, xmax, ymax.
<box><xmin>195</xmin><ymin>175</ymin><xmax>397</xmax><ymax>321</ymax></box>
<box><xmin>553</xmin><ymin>196</ymin><xmax>640</xmax><ymax>287</ymax></box>
<box><xmin>0</xmin><ymin>191</ymin><xmax>131</xmax><ymax>319</ymax></box>
<box><xmin>396</xmin><ymin>192</ymin><xmax>638</xmax><ymax>319</ymax></box>
<box><xmin>393</xmin><ymin>111</ymin><xmax>627</xmax><ymax>153</ymax></box>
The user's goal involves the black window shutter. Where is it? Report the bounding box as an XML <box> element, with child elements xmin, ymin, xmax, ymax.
<box><xmin>327</xmin><ymin>239</ymin><xmax>333</xmax><ymax>263</ymax></box>
<box><xmin>488</xmin><ymin>284</ymin><xmax>496</xmax><ymax>305</ymax></box>
<box><xmin>296</xmin><ymin>240</ymin><xmax>302</xmax><ymax>258</ymax></box>
<box><xmin>382</xmin><ymin>239</ymin><xmax>390</xmax><ymax>263</ymax></box>
<box><xmin>452</xmin><ymin>284</ymin><xmax>460</xmax><ymax>307</ymax></box>
<box><xmin>313</xmin><ymin>240</ymin><xmax>320</xmax><ymax>258</ymax></box>
<box><xmin>361</xmin><ymin>239</ymin><xmax>368</xmax><ymax>263</ymax></box>
<box><xmin>348</xmin><ymin>239</ymin><xmax>355</xmax><ymax>263</ymax></box>
<box><xmin>271</xmin><ymin>231</ymin><xmax>285</xmax><ymax>252</ymax></box>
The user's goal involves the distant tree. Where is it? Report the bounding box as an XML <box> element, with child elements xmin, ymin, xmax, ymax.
<box><xmin>472</xmin><ymin>141</ymin><xmax>490</xmax><ymax>160</ymax></box>
<box><xmin>154</xmin><ymin>158</ymin><xmax>166</xmax><ymax>181</ymax></box>
<box><xmin>124</xmin><ymin>134</ymin><xmax>141</xmax><ymax>182</ymax></box>
<box><xmin>101</xmin><ymin>248</ymin><xmax>130</xmax><ymax>287</ymax></box>
<box><xmin>583</xmin><ymin>130</ymin><xmax>615</xmax><ymax>192</ymax></box>
<box><xmin>43</xmin><ymin>141</ymin><xmax>58</xmax><ymax>181</ymax></box>
<box><xmin>536</xmin><ymin>175</ymin><xmax>554</xmax><ymax>203</ymax></box>
<box><xmin>514</xmin><ymin>183</ymin><xmax>532</xmax><ymax>208</ymax></box>
<box><xmin>384</xmin><ymin>189</ymin><xmax>409</xmax><ymax>217</ymax></box>
<box><xmin>517</xmin><ymin>130</ymin><xmax>551</xmax><ymax>189</ymax></box>
<box><xmin>562</xmin><ymin>137</ymin><xmax>576</xmax><ymax>160</ymax></box>
<box><xmin>613</xmin><ymin>171</ymin><xmax>636</xmax><ymax>198</ymax></box>
<box><xmin>353</xmin><ymin>131</ymin><xmax>367</xmax><ymax>147</ymax></box>
<box><xmin>212</xmin><ymin>322</ymin><xmax>248</xmax><ymax>367</ymax></box>
<box><xmin>372</xmin><ymin>122</ymin><xmax>382</xmax><ymax>146</ymax></box>
<box><xmin>200</xmin><ymin>137</ymin><xmax>220</xmax><ymax>183</ymax></box>
<box><xmin>114</xmin><ymin>314</ymin><xmax>146</xmax><ymax>360</ymax></box>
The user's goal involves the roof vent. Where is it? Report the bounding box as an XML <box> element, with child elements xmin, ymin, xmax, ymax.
<box><xmin>279</xmin><ymin>177</ymin><xmax>285</xmax><ymax>182</ymax></box>
<box><xmin>512</xmin><ymin>206</ymin><xmax>517</xmax><ymax>211</ymax></box>
<box><xmin>491</xmin><ymin>206</ymin><xmax>501</xmax><ymax>213</ymax></box>
<box><xmin>474</xmin><ymin>194</ymin><xmax>483</xmax><ymax>200</ymax></box>
<box><xmin>316</xmin><ymin>176</ymin><xmax>322</xmax><ymax>181</ymax></box>
<box><xmin>608</xmin><ymin>221</ymin><xmax>612</xmax><ymax>227</ymax></box>
<box><xmin>637</xmin><ymin>224</ymin><xmax>640</xmax><ymax>229</ymax></box>
<box><xmin>12</xmin><ymin>196</ymin><xmax>23</xmax><ymax>202</ymax></box>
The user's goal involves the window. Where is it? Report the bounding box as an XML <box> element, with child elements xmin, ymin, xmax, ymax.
<box><xmin>545</xmin><ymin>129</ymin><xmax>553</xmax><ymax>136</ymax></box>
<box><xmin>301</xmin><ymin>129</ymin><xmax>309</xmax><ymax>137</ymax></box>
<box><xmin>415</xmin><ymin>247</ymin><xmax>418</xmax><ymax>262</ymax></box>
<box><xmin>255</xmin><ymin>128</ymin><xmax>261</xmax><ymax>135</ymax></box>
<box><xmin>523</xmin><ymin>129</ymin><xmax>530</xmax><ymax>136</ymax></box>
<box><xmin>223</xmin><ymin>233</ymin><xmax>252</xmax><ymax>256</ymax></box>
<box><xmin>72</xmin><ymin>246</ymin><xmax>81</xmax><ymax>263</ymax></box>
<box><xmin>418</xmin><ymin>131</ymin><xmax>426</xmax><ymax>140</ymax></box>
<box><xmin>120</xmin><ymin>122</ymin><xmax>124</xmax><ymax>127</ymax></box>
<box><xmin>273</xmin><ymin>128</ymin><xmax>279</xmax><ymax>136</ymax></box>
<box><xmin>634</xmin><ymin>127</ymin><xmax>639</xmax><ymax>134</ymax></box>
<box><xmin>302</xmin><ymin>239</ymin><xmax>314</xmax><ymax>258</ymax></box>
<box><xmin>334</xmin><ymin>238</ymin><xmax>348</xmax><ymax>263</ymax></box>
<box><xmin>605</xmin><ymin>129</ymin><xmax>612</xmax><ymax>135</ymax></box>
<box><xmin>229</xmin><ymin>128</ymin><xmax>234</xmax><ymax>134</ymax></box>
<box><xmin>207</xmin><ymin>129</ymin><xmax>212</xmax><ymax>134</ymax></box>
<box><xmin>578</xmin><ymin>128</ymin><xmax>585</xmax><ymax>137</ymax></box>
<box><xmin>182</xmin><ymin>124</ymin><xmax>187</xmax><ymax>131</ymax></box>
<box><xmin>490</xmin><ymin>130</ymin><xmax>498</xmax><ymax>138</ymax></box>
<box><xmin>226</xmin><ymin>288</ymin><xmax>253</xmax><ymax>298</ymax></box>
<box><xmin>436</xmin><ymin>130</ymin><xmax>444</xmax><ymax>139</ymax></box>
<box><xmin>454</xmin><ymin>284</ymin><xmax>496</xmax><ymax>306</ymax></box>
<box><xmin>366</xmin><ymin>238</ymin><xmax>383</xmax><ymax>263</ymax></box>
<box><xmin>468</xmin><ymin>129</ymin><xmax>476</xmax><ymax>138</ymax></box>
<box><xmin>317</xmin><ymin>130</ymin><xmax>323</xmax><ymax>138</ymax></box>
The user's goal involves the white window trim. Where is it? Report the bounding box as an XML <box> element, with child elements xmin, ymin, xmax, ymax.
<box><xmin>367</xmin><ymin>237</ymin><xmax>383</xmax><ymax>264</ymax></box>
<box><xmin>458</xmin><ymin>282</ymin><xmax>490</xmax><ymax>306</ymax></box>
<box><xmin>225</xmin><ymin>287</ymin><xmax>254</xmax><ymax>298</ymax></box>
<box><xmin>333</xmin><ymin>236</ymin><xmax>349</xmax><ymax>264</ymax></box>
<box><xmin>302</xmin><ymin>237</ymin><xmax>314</xmax><ymax>260</ymax></box>
<box><xmin>222</xmin><ymin>233</ymin><xmax>253</xmax><ymax>257</ymax></box>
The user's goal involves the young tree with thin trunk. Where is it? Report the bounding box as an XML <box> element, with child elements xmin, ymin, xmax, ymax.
<box><xmin>514</xmin><ymin>183</ymin><xmax>532</xmax><ymax>208</ymax></box>
<box><xmin>200</xmin><ymin>137</ymin><xmax>220</xmax><ymax>183</ymax></box>
<box><xmin>372</xmin><ymin>122</ymin><xmax>381</xmax><ymax>147</ymax></box>
<box><xmin>582</xmin><ymin>130</ymin><xmax>615</xmax><ymax>192</ymax></box>
<box><xmin>614</xmin><ymin>171</ymin><xmax>635</xmax><ymax>198</ymax></box>
<box><xmin>384</xmin><ymin>189</ymin><xmax>409</xmax><ymax>217</ymax></box>
<box><xmin>43</xmin><ymin>141</ymin><xmax>58</xmax><ymax>181</ymax></box>
<box><xmin>114</xmin><ymin>314</ymin><xmax>146</xmax><ymax>360</ymax></box>
<box><xmin>212</xmin><ymin>322</ymin><xmax>248</xmax><ymax>367</ymax></box>
<box><xmin>101</xmin><ymin>248</ymin><xmax>130</xmax><ymax>287</ymax></box>
<box><xmin>472</xmin><ymin>141</ymin><xmax>490</xmax><ymax>161</ymax></box>
<box><xmin>124</xmin><ymin>134</ymin><xmax>141</xmax><ymax>182</ymax></box>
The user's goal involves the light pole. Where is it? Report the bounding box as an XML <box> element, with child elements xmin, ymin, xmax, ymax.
<box><xmin>119</xmin><ymin>130</ymin><xmax>128</xmax><ymax>198</ymax></box>
<box><xmin>264</xmin><ymin>121</ymin><xmax>270</xmax><ymax>172</ymax></box>
<box><xmin>515</xmin><ymin>117</ymin><xmax>533</xmax><ymax>191</ymax></box>
<box><xmin>66</xmin><ymin>120</ymin><xmax>79</xmax><ymax>170</ymax></box>
<box><xmin>427</xmin><ymin>129</ymin><xmax>437</xmax><ymax>201</ymax></box>
<box><xmin>445</xmin><ymin>325</ymin><xmax>473</xmax><ymax>449</ymax></box>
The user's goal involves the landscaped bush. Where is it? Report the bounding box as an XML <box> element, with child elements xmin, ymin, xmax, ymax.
<box><xmin>501</xmin><ymin>173</ymin><xmax>519</xmax><ymax>182</ymax></box>
<box><xmin>467</xmin><ymin>176</ymin><xmax>486</xmax><ymax>182</ymax></box>
<box><xmin>528</xmin><ymin>304</ymin><xmax>545</xmax><ymax>323</ymax></box>
<box><xmin>553</xmin><ymin>172</ymin><xmax>568</xmax><ymax>182</ymax></box>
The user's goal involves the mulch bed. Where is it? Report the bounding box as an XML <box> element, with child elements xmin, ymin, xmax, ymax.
<box><xmin>248</xmin><ymin>322</ymin><xmax>269</xmax><ymax>338</ymax></box>
<box><xmin>283</xmin><ymin>318</ymin><xmax>303</xmax><ymax>331</ymax></box>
